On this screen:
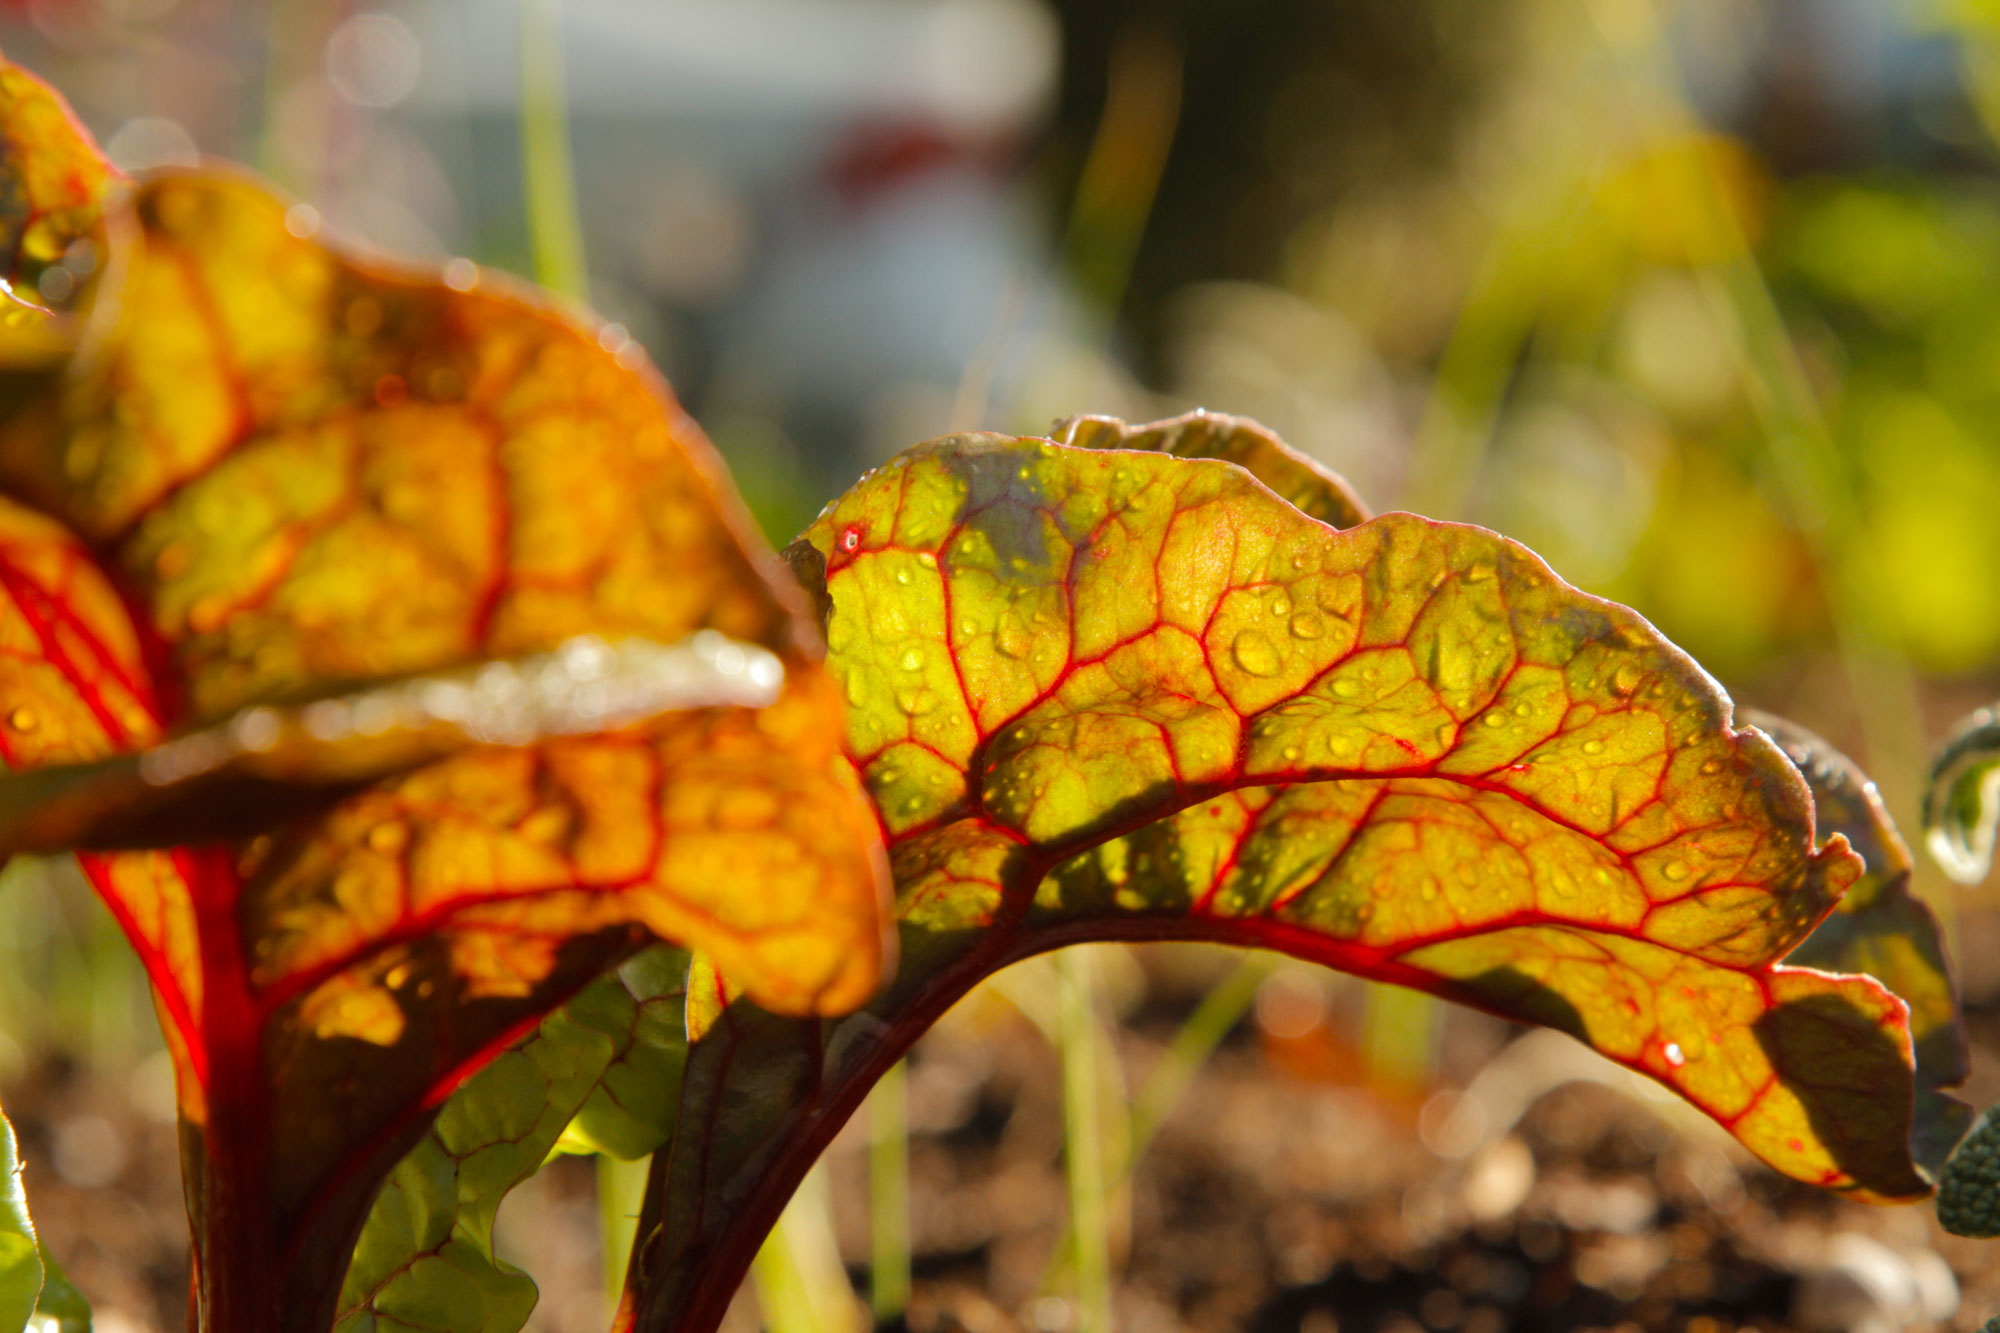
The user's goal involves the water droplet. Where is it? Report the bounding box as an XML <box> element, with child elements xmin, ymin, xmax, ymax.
<box><xmin>894</xmin><ymin>568</ymin><xmax>911</xmax><ymax>585</ymax></box>
<box><xmin>1581</xmin><ymin>739</ymin><xmax>1604</xmax><ymax>755</ymax></box>
<box><xmin>1662</xmin><ymin>860</ymin><xmax>1690</xmax><ymax>882</ymax></box>
<box><xmin>1699</xmin><ymin>758</ymin><xmax>1723</xmax><ymax>775</ymax></box>
<box><xmin>6</xmin><ymin>707</ymin><xmax>34</xmax><ymax>732</ymax></box>
<box><xmin>1267</xmin><ymin>589</ymin><xmax>1292</xmax><ymax>618</ymax></box>
<box><xmin>996</xmin><ymin>615</ymin><xmax>1031</xmax><ymax>659</ymax></box>
<box><xmin>1483</xmin><ymin>712</ymin><xmax>1506</xmax><ymax>728</ymax></box>
<box><xmin>1332</xmin><ymin>678</ymin><xmax>1360</xmax><ymax>700</ymax></box>
<box><xmin>876</xmin><ymin>766</ymin><xmax>903</xmax><ymax>786</ymax></box>
<box><xmin>1464</xmin><ymin>562</ymin><xmax>1496</xmax><ymax>583</ymax></box>
<box><xmin>897</xmin><ymin>688</ymin><xmax>937</xmax><ymax>716</ymax></box>
<box><xmin>1662</xmin><ymin>1042</ymin><xmax>1685</xmax><ymax>1068</ymax></box>
<box><xmin>1290</xmin><ymin>611</ymin><xmax>1325</xmax><ymax>640</ymax></box>
<box><xmin>899</xmin><ymin>647</ymin><xmax>924</xmax><ymax>672</ymax></box>
<box><xmin>1315</xmin><ymin>582</ymin><xmax>1349</xmax><ymax>615</ymax></box>
<box><xmin>1231</xmin><ymin>629</ymin><xmax>1281</xmax><ymax>677</ymax></box>
<box><xmin>1612</xmin><ymin>664</ymin><xmax>1643</xmax><ymax>696</ymax></box>
<box><xmin>1281</xmin><ymin>745</ymin><xmax>1300</xmax><ymax>763</ymax></box>
<box><xmin>1513</xmin><ymin>701</ymin><xmax>1532</xmax><ymax>717</ymax></box>
<box><xmin>844</xmin><ymin>674</ymin><xmax>867</xmax><ymax>706</ymax></box>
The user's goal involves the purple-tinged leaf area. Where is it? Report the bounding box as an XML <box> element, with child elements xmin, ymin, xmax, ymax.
<box><xmin>1752</xmin><ymin>709</ymin><xmax>1971</xmax><ymax>1175</ymax></box>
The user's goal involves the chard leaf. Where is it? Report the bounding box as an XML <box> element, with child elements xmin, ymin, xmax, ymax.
<box><xmin>0</xmin><ymin>56</ymin><xmax>890</xmax><ymax>1332</ymax></box>
<box><xmin>335</xmin><ymin>948</ymin><xmax>687</xmax><ymax>1333</ymax></box>
<box><xmin>622</xmin><ymin>424</ymin><xmax>1931</xmax><ymax>1331</ymax></box>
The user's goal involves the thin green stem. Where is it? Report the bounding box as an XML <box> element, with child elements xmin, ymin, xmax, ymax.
<box><xmin>1056</xmin><ymin>950</ymin><xmax>1111</xmax><ymax>1333</ymax></box>
<box><xmin>597</xmin><ymin>1153</ymin><xmax>648</xmax><ymax>1311</ymax></box>
<box><xmin>750</xmin><ymin>1163</ymin><xmax>857</xmax><ymax>1333</ymax></box>
<box><xmin>868</xmin><ymin>1061</ymin><xmax>911</xmax><ymax>1325</ymax></box>
<box><xmin>516</xmin><ymin>0</ymin><xmax>588</xmax><ymax>302</ymax></box>
<box><xmin>1040</xmin><ymin>953</ymin><xmax>1272</xmax><ymax>1291</ymax></box>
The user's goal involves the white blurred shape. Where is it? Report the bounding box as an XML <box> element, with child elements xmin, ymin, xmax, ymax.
<box><xmin>51</xmin><ymin>1112</ymin><xmax>127</xmax><ymax>1189</ymax></box>
<box><xmin>1792</xmin><ymin>1234</ymin><xmax>1920</xmax><ymax>1333</ymax></box>
<box><xmin>328</xmin><ymin>13</ymin><xmax>424</xmax><ymax>110</ymax></box>
<box><xmin>403</xmin><ymin>0</ymin><xmax>1058</xmax><ymax>135</ymax></box>
<box><xmin>104</xmin><ymin>117</ymin><xmax>199</xmax><ymax>172</ymax></box>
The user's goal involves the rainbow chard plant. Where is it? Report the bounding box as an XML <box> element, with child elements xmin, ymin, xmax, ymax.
<box><xmin>0</xmin><ymin>53</ymin><xmax>1971</xmax><ymax>1333</ymax></box>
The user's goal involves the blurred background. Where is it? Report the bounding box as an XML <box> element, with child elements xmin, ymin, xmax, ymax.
<box><xmin>9</xmin><ymin>0</ymin><xmax>2000</xmax><ymax>1330</ymax></box>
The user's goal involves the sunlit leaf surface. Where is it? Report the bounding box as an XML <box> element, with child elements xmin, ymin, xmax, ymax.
<box><xmin>0</xmin><ymin>56</ymin><xmax>109</xmax><ymax>338</ymax></box>
<box><xmin>0</xmin><ymin>57</ymin><xmax>891</xmax><ymax>1333</ymax></box>
<box><xmin>0</xmin><ymin>1103</ymin><xmax>45</xmax><ymax>1333</ymax></box>
<box><xmin>1752</xmin><ymin>709</ymin><xmax>1970</xmax><ymax>1173</ymax></box>
<box><xmin>622</xmin><ymin>427</ymin><xmax>1928</xmax><ymax>1333</ymax></box>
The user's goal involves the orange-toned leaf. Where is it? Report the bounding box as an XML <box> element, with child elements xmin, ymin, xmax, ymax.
<box><xmin>0</xmin><ymin>56</ymin><xmax>111</xmax><ymax>329</ymax></box>
<box><xmin>0</xmin><ymin>65</ymin><xmax>892</xmax><ymax>1330</ymax></box>
<box><xmin>0</xmin><ymin>169</ymin><xmax>807</xmax><ymax>721</ymax></box>
<box><xmin>621</xmin><ymin>427</ymin><xmax>1927</xmax><ymax>1333</ymax></box>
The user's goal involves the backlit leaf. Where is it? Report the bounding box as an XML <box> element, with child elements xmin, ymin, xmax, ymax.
<box><xmin>621</xmin><ymin>427</ymin><xmax>1927</xmax><ymax>1332</ymax></box>
<box><xmin>1752</xmin><ymin>709</ymin><xmax>1970</xmax><ymax>1173</ymax></box>
<box><xmin>0</xmin><ymin>1102</ymin><xmax>45</xmax><ymax>1333</ymax></box>
<box><xmin>0</xmin><ymin>57</ymin><xmax>891</xmax><ymax>1332</ymax></box>
<box><xmin>336</xmin><ymin>948</ymin><xmax>687</xmax><ymax>1333</ymax></box>
<box><xmin>0</xmin><ymin>55</ymin><xmax>110</xmax><ymax>339</ymax></box>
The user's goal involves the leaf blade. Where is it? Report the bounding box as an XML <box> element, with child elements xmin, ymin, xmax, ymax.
<box><xmin>625</xmin><ymin>424</ymin><xmax>1928</xmax><ymax>1331</ymax></box>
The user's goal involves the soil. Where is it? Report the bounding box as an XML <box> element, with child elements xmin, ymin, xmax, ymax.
<box><xmin>11</xmin><ymin>935</ymin><xmax>2000</xmax><ymax>1333</ymax></box>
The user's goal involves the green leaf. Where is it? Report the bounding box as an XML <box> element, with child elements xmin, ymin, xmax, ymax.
<box><xmin>618</xmin><ymin>422</ymin><xmax>1932</xmax><ymax>1332</ymax></box>
<box><xmin>337</xmin><ymin>948</ymin><xmax>687</xmax><ymax>1333</ymax></box>
<box><xmin>0</xmin><ymin>1106</ymin><xmax>43</xmax><ymax>1333</ymax></box>
<box><xmin>32</xmin><ymin>1244</ymin><xmax>89</xmax><ymax>1333</ymax></box>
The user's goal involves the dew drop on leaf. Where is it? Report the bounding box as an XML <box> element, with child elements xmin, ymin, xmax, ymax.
<box><xmin>6</xmin><ymin>707</ymin><xmax>35</xmax><ymax>732</ymax></box>
<box><xmin>1662</xmin><ymin>860</ymin><xmax>1691</xmax><ymax>882</ymax></box>
<box><xmin>1582</xmin><ymin>739</ymin><xmax>1604</xmax><ymax>755</ymax></box>
<box><xmin>1231</xmin><ymin>629</ymin><xmax>1281</xmax><ymax>677</ymax></box>
<box><xmin>1290</xmin><ymin>611</ymin><xmax>1324</xmax><ymax>640</ymax></box>
<box><xmin>1613</xmin><ymin>663</ymin><xmax>1643</xmax><ymax>695</ymax></box>
<box><xmin>996</xmin><ymin>615</ymin><xmax>1030</xmax><ymax>659</ymax></box>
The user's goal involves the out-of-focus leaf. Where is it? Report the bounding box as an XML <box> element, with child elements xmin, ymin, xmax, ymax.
<box><xmin>1752</xmin><ymin>710</ymin><xmax>1971</xmax><ymax>1174</ymax></box>
<box><xmin>0</xmin><ymin>630</ymin><xmax>786</xmax><ymax>853</ymax></box>
<box><xmin>1940</xmin><ymin>1101</ymin><xmax>2000</xmax><ymax>1238</ymax></box>
<box><xmin>620</xmin><ymin>425</ymin><xmax>1927</xmax><ymax>1333</ymax></box>
<box><xmin>1925</xmin><ymin>702</ymin><xmax>2000</xmax><ymax>885</ymax></box>
<box><xmin>0</xmin><ymin>56</ymin><xmax>892</xmax><ymax>1333</ymax></box>
<box><xmin>0</xmin><ymin>1103</ymin><xmax>44</xmax><ymax>1333</ymax></box>
<box><xmin>0</xmin><ymin>54</ymin><xmax>112</xmax><ymax>339</ymax></box>
<box><xmin>32</xmin><ymin>1244</ymin><xmax>88</xmax><ymax>1333</ymax></box>
<box><xmin>1050</xmin><ymin>409</ymin><xmax>1371</xmax><ymax>529</ymax></box>
<box><xmin>336</xmin><ymin>948</ymin><xmax>687</xmax><ymax>1333</ymax></box>
<box><xmin>0</xmin><ymin>170</ymin><xmax>810</xmax><ymax>722</ymax></box>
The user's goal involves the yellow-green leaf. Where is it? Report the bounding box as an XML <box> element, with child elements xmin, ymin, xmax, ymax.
<box><xmin>622</xmin><ymin>425</ymin><xmax>1928</xmax><ymax>1331</ymax></box>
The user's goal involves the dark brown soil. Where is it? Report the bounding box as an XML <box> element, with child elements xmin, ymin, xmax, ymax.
<box><xmin>12</xmin><ymin>935</ymin><xmax>2000</xmax><ymax>1333</ymax></box>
